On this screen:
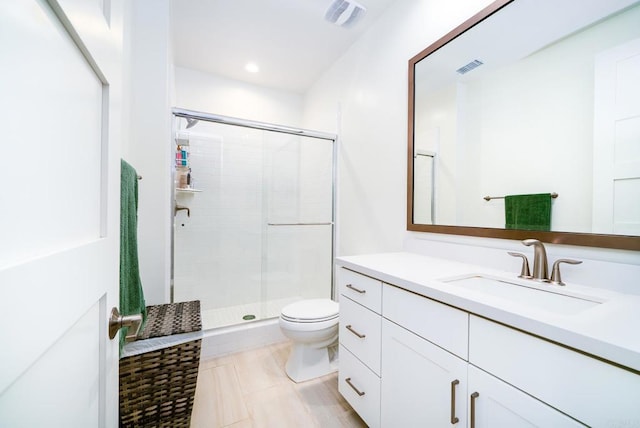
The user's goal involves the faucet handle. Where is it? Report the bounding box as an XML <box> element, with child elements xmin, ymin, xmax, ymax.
<box><xmin>550</xmin><ymin>259</ymin><xmax>582</xmax><ymax>286</ymax></box>
<box><xmin>508</xmin><ymin>252</ymin><xmax>532</xmax><ymax>279</ymax></box>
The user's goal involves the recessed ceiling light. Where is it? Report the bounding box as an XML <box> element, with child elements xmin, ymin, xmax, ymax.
<box><xmin>245</xmin><ymin>62</ymin><xmax>260</xmax><ymax>73</ymax></box>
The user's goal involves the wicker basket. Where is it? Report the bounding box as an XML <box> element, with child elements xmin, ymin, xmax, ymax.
<box><xmin>119</xmin><ymin>301</ymin><xmax>202</xmax><ymax>428</ymax></box>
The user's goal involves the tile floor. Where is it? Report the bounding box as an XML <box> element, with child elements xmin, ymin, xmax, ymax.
<box><xmin>190</xmin><ymin>341</ymin><xmax>367</xmax><ymax>428</ymax></box>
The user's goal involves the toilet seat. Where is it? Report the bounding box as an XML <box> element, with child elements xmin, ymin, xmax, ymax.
<box><xmin>280</xmin><ymin>299</ymin><xmax>339</xmax><ymax>323</ymax></box>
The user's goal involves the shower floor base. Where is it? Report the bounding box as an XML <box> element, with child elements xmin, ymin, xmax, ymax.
<box><xmin>200</xmin><ymin>296</ymin><xmax>303</xmax><ymax>330</ymax></box>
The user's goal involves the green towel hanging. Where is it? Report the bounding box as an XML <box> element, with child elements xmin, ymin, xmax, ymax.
<box><xmin>505</xmin><ymin>193</ymin><xmax>552</xmax><ymax>231</ymax></box>
<box><xmin>120</xmin><ymin>159</ymin><xmax>147</xmax><ymax>354</ymax></box>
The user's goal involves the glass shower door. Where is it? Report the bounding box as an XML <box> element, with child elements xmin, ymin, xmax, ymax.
<box><xmin>261</xmin><ymin>131</ymin><xmax>334</xmax><ymax>319</ymax></box>
<box><xmin>172</xmin><ymin>118</ymin><xmax>334</xmax><ymax>331</ymax></box>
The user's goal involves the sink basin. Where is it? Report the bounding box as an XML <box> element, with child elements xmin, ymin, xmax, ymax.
<box><xmin>442</xmin><ymin>274</ymin><xmax>603</xmax><ymax>315</ymax></box>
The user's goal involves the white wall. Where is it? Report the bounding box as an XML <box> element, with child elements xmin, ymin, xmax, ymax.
<box><xmin>174</xmin><ymin>66</ymin><xmax>304</xmax><ymax>126</ymax></box>
<box><xmin>303</xmin><ymin>0</ymin><xmax>495</xmax><ymax>256</ymax></box>
<box><xmin>125</xmin><ymin>0</ymin><xmax>173</xmax><ymax>305</ymax></box>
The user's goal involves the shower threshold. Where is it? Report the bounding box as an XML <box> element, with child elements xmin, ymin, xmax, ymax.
<box><xmin>199</xmin><ymin>296</ymin><xmax>303</xmax><ymax>330</ymax></box>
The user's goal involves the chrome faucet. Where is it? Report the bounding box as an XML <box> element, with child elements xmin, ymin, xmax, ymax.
<box><xmin>522</xmin><ymin>239</ymin><xmax>549</xmax><ymax>282</ymax></box>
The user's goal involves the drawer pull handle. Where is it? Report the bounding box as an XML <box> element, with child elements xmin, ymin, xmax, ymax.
<box><xmin>346</xmin><ymin>283</ymin><xmax>366</xmax><ymax>294</ymax></box>
<box><xmin>450</xmin><ymin>379</ymin><xmax>460</xmax><ymax>424</ymax></box>
<box><xmin>470</xmin><ymin>392</ymin><xmax>480</xmax><ymax>428</ymax></box>
<box><xmin>346</xmin><ymin>324</ymin><xmax>366</xmax><ymax>338</ymax></box>
<box><xmin>345</xmin><ymin>377</ymin><xmax>365</xmax><ymax>396</ymax></box>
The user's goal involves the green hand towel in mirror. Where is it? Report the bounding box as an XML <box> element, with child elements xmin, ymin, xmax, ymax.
<box><xmin>505</xmin><ymin>193</ymin><xmax>552</xmax><ymax>231</ymax></box>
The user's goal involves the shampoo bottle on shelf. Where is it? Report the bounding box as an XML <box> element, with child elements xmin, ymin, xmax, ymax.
<box><xmin>176</xmin><ymin>166</ymin><xmax>188</xmax><ymax>189</ymax></box>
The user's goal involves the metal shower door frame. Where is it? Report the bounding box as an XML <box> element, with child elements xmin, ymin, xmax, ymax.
<box><xmin>170</xmin><ymin>107</ymin><xmax>338</xmax><ymax>305</ymax></box>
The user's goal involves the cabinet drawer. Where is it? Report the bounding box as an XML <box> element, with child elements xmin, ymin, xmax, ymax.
<box><xmin>469</xmin><ymin>315</ymin><xmax>640</xmax><ymax>427</ymax></box>
<box><xmin>340</xmin><ymin>296</ymin><xmax>382</xmax><ymax>375</ymax></box>
<box><xmin>383</xmin><ymin>284</ymin><xmax>469</xmax><ymax>359</ymax></box>
<box><xmin>337</xmin><ymin>268</ymin><xmax>382</xmax><ymax>313</ymax></box>
<box><xmin>339</xmin><ymin>345</ymin><xmax>381</xmax><ymax>428</ymax></box>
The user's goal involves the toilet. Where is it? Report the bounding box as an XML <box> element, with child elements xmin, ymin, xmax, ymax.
<box><xmin>279</xmin><ymin>298</ymin><xmax>339</xmax><ymax>383</ymax></box>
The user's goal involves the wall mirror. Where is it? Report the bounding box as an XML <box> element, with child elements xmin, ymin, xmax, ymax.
<box><xmin>407</xmin><ymin>0</ymin><xmax>640</xmax><ymax>250</ymax></box>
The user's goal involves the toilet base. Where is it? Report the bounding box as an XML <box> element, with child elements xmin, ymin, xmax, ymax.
<box><xmin>285</xmin><ymin>343</ymin><xmax>338</xmax><ymax>383</ymax></box>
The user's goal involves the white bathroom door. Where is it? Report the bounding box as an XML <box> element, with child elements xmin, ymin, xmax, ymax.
<box><xmin>592</xmin><ymin>37</ymin><xmax>640</xmax><ymax>235</ymax></box>
<box><xmin>0</xmin><ymin>0</ymin><xmax>124</xmax><ymax>426</ymax></box>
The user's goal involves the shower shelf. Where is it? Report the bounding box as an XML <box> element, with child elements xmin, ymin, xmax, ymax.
<box><xmin>176</xmin><ymin>188</ymin><xmax>202</xmax><ymax>193</ymax></box>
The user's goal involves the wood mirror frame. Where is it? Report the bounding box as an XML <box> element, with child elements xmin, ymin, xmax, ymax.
<box><xmin>406</xmin><ymin>0</ymin><xmax>640</xmax><ymax>251</ymax></box>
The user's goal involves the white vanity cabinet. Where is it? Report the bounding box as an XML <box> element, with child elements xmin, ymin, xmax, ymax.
<box><xmin>380</xmin><ymin>284</ymin><xmax>585</xmax><ymax>427</ymax></box>
<box><xmin>337</xmin><ymin>268</ymin><xmax>382</xmax><ymax>428</ymax></box>
<box><xmin>338</xmin><ymin>255</ymin><xmax>640</xmax><ymax>428</ymax></box>
<box><xmin>381</xmin><ymin>319</ymin><xmax>468</xmax><ymax>427</ymax></box>
<box><xmin>379</xmin><ymin>312</ymin><xmax>581</xmax><ymax>427</ymax></box>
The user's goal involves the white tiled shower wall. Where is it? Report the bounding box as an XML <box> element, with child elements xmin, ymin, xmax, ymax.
<box><xmin>173</xmin><ymin>121</ymin><xmax>334</xmax><ymax>320</ymax></box>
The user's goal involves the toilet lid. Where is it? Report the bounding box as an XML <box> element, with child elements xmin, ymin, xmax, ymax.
<box><xmin>281</xmin><ymin>299</ymin><xmax>339</xmax><ymax>322</ymax></box>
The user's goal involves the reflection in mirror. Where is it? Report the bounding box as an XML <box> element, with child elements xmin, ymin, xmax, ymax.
<box><xmin>408</xmin><ymin>0</ymin><xmax>640</xmax><ymax>250</ymax></box>
<box><xmin>413</xmin><ymin>149</ymin><xmax>436</xmax><ymax>224</ymax></box>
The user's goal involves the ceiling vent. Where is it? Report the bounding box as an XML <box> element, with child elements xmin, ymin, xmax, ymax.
<box><xmin>325</xmin><ymin>0</ymin><xmax>367</xmax><ymax>28</ymax></box>
<box><xmin>456</xmin><ymin>59</ymin><xmax>484</xmax><ymax>75</ymax></box>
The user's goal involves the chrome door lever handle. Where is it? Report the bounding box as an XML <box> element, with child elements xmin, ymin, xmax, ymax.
<box><xmin>108</xmin><ymin>307</ymin><xmax>143</xmax><ymax>341</ymax></box>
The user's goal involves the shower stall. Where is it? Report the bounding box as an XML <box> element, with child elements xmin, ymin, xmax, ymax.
<box><xmin>171</xmin><ymin>108</ymin><xmax>336</xmax><ymax>332</ymax></box>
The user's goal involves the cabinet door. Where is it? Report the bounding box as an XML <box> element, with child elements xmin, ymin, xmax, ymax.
<box><xmin>381</xmin><ymin>319</ymin><xmax>467</xmax><ymax>427</ymax></box>
<box><xmin>469</xmin><ymin>315</ymin><xmax>640</xmax><ymax>426</ymax></box>
<box><xmin>468</xmin><ymin>365</ymin><xmax>585</xmax><ymax>428</ymax></box>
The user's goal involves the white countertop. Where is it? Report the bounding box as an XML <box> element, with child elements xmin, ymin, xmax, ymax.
<box><xmin>336</xmin><ymin>252</ymin><xmax>640</xmax><ymax>373</ymax></box>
